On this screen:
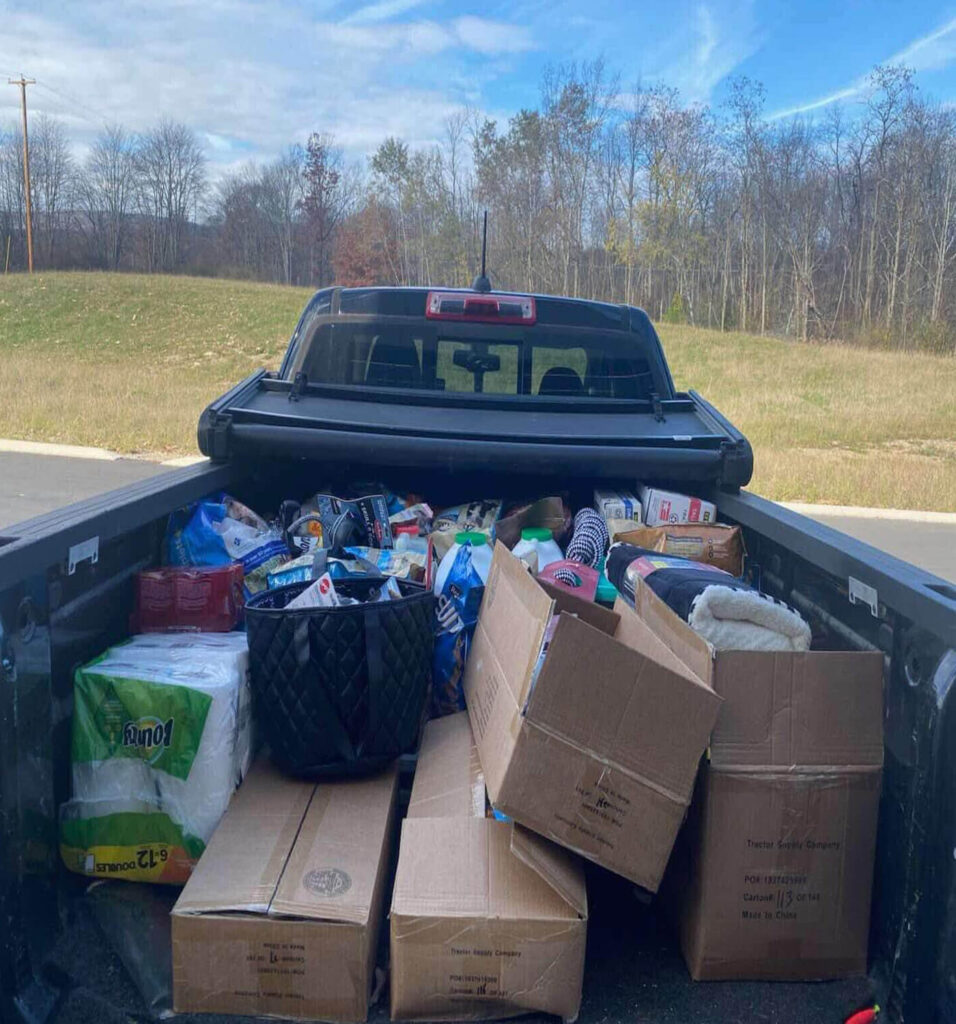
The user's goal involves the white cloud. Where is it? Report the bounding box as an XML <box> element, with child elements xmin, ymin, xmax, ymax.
<box><xmin>892</xmin><ymin>15</ymin><xmax>956</xmax><ymax>72</ymax></box>
<box><xmin>769</xmin><ymin>84</ymin><xmax>864</xmax><ymax>121</ymax></box>
<box><xmin>344</xmin><ymin>0</ymin><xmax>430</xmax><ymax>26</ymax></box>
<box><xmin>769</xmin><ymin>15</ymin><xmax>956</xmax><ymax>120</ymax></box>
<box><xmin>0</xmin><ymin>0</ymin><xmax>533</xmax><ymax>177</ymax></box>
<box><xmin>451</xmin><ymin>15</ymin><xmax>536</xmax><ymax>55</ymax></box>
<box><xmin>649</xmin><ymin>1</ymin><xmax>762</xmax><ymax>103</ymax></box>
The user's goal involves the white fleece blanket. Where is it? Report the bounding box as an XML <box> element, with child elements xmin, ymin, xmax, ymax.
<box><xmin>688</xmin><ymin>585</ymin><xmax>812</xmax><ymax>652</ymax></box>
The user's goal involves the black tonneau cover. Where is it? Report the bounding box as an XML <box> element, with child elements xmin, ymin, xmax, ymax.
<box><xmin>198</xmin><ymin>371</ymin><xmax>753</xmax><ymax>485</ymax></box>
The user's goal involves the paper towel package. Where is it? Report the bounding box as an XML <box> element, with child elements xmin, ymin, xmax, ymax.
<box><xmin>60</xmin><ymin>632</ymin><xmax>253</xmax><ymax>884</ymax></box>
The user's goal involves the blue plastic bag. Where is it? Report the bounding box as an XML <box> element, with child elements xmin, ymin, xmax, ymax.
<box><xmin>431</xmin><ymin>544</ymin><xmax>485</xmax><ymax>717</ymax></box>
<box><xmin>166</xmin><ymin>494</ymin><xmax>288</xmax><ymax>598</ymax></box>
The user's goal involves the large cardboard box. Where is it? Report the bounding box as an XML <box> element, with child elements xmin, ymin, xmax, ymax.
<box><xmin>462</xmin><ymin>543</ymin><xmax>721</xmax><ymax>891</ymax></box>
<box><xmin>627</xmin><ymin>577</ymin><xmax>885</xmax><ymax>981</ymax></box>
<box><xmin>172</xmin><ymin>759</ymin><xmax>397</xmax><ymax>1021</ymax></box>
<box><xmin>391</xmin><ymin>712</ymin><xmax>588</xmax><ymax>1022</ymax></box>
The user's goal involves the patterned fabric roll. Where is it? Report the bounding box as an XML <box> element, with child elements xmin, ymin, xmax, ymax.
<box><xmin>565</xmin><ymin>508</ymin><xmax>610</xmax><ymax>568</ymax></box>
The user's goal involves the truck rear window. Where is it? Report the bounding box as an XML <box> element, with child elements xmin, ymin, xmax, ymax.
<box><xmin>297</xmin><ymin>322</ymin><xmax>655</xmax><ymax>400</ymax></box>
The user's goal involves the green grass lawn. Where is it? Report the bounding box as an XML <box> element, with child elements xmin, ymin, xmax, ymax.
<box><xmin>1</xmin><ymin>271</ymin><xmax>954</xmax><ymax>510</ymax></box>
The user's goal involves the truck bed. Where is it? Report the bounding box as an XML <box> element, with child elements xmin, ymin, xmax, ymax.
<box><xmin>46</xmin><ymin>867</ymin><xmax>874</xmax><ymax>1024</ymax></box>
<box><xmin>3</xmin><ymin>459</ymin><xmax>955</xmax><ymax>1024</ymax></box>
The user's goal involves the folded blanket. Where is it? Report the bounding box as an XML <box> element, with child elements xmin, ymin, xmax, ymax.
<box><xmin>606</xmin><ymin>544</ymin><xmax>811</xmax><ymax>652</ymax></box>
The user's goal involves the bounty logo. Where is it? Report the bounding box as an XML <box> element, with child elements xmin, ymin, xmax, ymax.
<box><xmin>122</xmin><ymin>717</ymin><xmax>174</xmax><ymax>764</ymax></box>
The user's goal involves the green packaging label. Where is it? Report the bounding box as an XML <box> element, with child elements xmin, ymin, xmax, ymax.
<box><xmin>72</xmin><ymin>668</ymin><xmax>212</xmax><ymax>780</ymax></box>
<box><xmin>60</xmin><ymin>808</ymin><xmax>206</xmax><ymax>884</ymax></box>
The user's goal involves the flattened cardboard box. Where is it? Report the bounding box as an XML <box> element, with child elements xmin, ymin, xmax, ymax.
<box><xmin>391</xmin><ymin>712</ymin><xmax>587</xmax><ymax>1022</ymax></box>
<box><xmin>628</xmin><ymin>577</ymin><xmax>885</xmax><ymax>981</ymax></box>
<box><xmin>172</xmin><ymin>758</ymin><xmax>397</xmax><ymax>1022</ymax></box>
<box><xmin>463</xmin><ymin>543</ymin><xmax>721</xmax><ymax>891</ymax></box>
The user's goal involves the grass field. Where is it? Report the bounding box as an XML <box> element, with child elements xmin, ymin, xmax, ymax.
<box><xmin>1</xmin><ymin>271</ymin><xmax>954</xmax><ymax>510</ymax></box>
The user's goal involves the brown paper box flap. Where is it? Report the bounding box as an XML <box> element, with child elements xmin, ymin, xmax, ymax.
<box><xmin>495</xmin><ymin>496</ymin><xmax>568</xmax><ymax>550</ymax></box>
<box><xmin>630</xmin><ymin>575</ymin><xmax>715</xmax><ymax>685</ymax></box>
<box><xmin>509</xmin><ymin>824</ymin><xmax>588</xmax><ymax>918</ymax></box>
<box><xmin>481</xmin><ymin>541</ymin><xmax>555</xmax><ymax>708</ymax></box>
<box><xmin>526</xmin><ymin>612</ymin><xmax>721</xmax><ymax>800</ymax></box>
<box><xmin>271</xmin><ymin>768</ymin><xmax>398</xmax><ymax>923</ymax></box>
<box><xmin>173</xmin><ymin>758</ymin><xmax>314</xmax><ymax>915</ymax></box>
<box><xmin>538</xmin><ymin>580</ymin><xmax>619</xmax><ymax>636</ymax></box>
<box><xmin>463</xmin><ymin>544</ymin><xmax>554</xmax><ymax>798</ymax></box>
<box><xmin>612</xmin><ymin>596</ymin><xmax>710</xmax><ymax>686</ymax></box>
<box><xmin>407</xmin><ymin>713</ymin><xmax>485</xmax><ymax>820</ymax></box>
<box><xmin>709</xmin><ymin>651</ymin><xmax>884</xmax><ymax>768</ymax></box>
<box><xmin>628</xmin><ymin>575</ymin><xmax>883</xmax><ymax>769</ymax></box>
<box><xmin>392</xmin><ymin>817</ymin><xmax>582</xmax><ymax>922</ymax></box>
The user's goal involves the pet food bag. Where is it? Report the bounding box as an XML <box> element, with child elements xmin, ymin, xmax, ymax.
<box><xmin>165</xmin><ymin>494</ymin><xmax>289</xmax><ymax>597</ymax></box>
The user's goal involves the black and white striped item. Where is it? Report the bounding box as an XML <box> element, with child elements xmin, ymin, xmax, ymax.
<box><xmin>553</xmin><ymin>508</ymin><xmax>610</xmax><ymax>587</ymax></box>
<box><xmin>565</xmin><ymin>508</ymin><xmax>609</xmax><ymax>567</ymax></box>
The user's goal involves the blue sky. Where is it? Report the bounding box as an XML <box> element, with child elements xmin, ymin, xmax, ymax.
<box><xmin>4</xmin><ymin>0</ymin><xmax>956</xmax><ymax>173</ymax></box>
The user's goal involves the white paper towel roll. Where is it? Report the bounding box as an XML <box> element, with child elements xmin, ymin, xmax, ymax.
<box><xmin>71</xmin><ymin>633</ymin><xmax>252</xmax><ymax>844</ymax></box>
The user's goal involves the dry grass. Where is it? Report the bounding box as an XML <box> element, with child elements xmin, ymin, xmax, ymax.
<box><xmin>1</xmin><ymin>273</ymin><xmax>954</xmax><ymax>509</ymax></box>
<box><xmin>0</xmin><ymin>272</ymin><xmax>311</xmax><ymax>454</ymax></box>
<box><xmin>659</xmin><ymin>323</ymin><xmax>956</xmax><ymax>510</ymax></box>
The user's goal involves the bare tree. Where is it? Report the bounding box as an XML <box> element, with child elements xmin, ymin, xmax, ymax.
<box><xmin>3</xmin><ymin>59</ymin><xmax>956</xmax><ymax>351</ymax></box>
<box><xmin>26</xmin><ymin>115</ymin><xmax>76</xmax><ymax>267</ymax></box>
<box><xmin>80</xmin><ymin>124</ymin><xmax>137</xmax><ymax>269</ymax></box>
<box><xmin>135</xmin><ymin>119</ymin><xmax>207</xmax><ymax>272</ymax></box>
<box><xmin>262</xmin><ymin>146</ymin><xmax>304</xmax><ymax>285</ymax></box>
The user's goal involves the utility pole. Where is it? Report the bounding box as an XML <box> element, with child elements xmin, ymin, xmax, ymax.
<box><xmin>8</xmin><ymin>76</ymin><xmax>35</xmax><ymax>272</ymax></box>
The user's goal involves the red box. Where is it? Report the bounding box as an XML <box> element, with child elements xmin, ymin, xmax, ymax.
<box><xmin>135</xmin><ymin>564</ymin><xmax>244</xmax><ymax>633</ymax></box>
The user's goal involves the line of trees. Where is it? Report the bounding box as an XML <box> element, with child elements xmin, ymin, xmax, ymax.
<box><xmin>3</xmin><ymin>62</ymin><xmax>956</xmax><ymax>351</ymax></box>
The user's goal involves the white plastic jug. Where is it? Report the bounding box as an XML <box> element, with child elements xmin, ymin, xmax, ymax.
<box><xmin>433</xmin><ymin>531</ymin><xmax>493</xmax><ymax>594</ymax></box>
<box><xmin>512</xmin><ymin>527</ymin><xmax>563</xmax><ymax>573</ymax></box>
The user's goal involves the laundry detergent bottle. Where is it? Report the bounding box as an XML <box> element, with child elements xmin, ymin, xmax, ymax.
<box><xmin>512</xmin><ymin>527</ymin><xmax>563</xmax><ymax>573</ymax></box>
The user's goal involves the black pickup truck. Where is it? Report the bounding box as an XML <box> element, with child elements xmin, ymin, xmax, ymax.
<box><xmin>2</xmin><ymin>285</ymin><xmax>955</xmax><ymax>1024</ymax></box>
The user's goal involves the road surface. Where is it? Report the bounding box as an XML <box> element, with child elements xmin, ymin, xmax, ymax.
<box><xmin>0</xmin><ymin>450</ymin><xmax>953</xmax><ymax>582</ymax></box>
<box><xmin>0</xmin><ymin>450</ymin><xmax>171</xmax><ymax>532</ymax></box>
<box><xmin>783</xmin><ymin>504</ymin><xmax>956</xmax><ymax>585</ymax></box>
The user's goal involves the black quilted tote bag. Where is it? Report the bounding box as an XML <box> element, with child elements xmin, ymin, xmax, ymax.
<box><xmin>245</xmin><ymin>577</ymin><xmax>435</xmax><ymax>778</ymax></box>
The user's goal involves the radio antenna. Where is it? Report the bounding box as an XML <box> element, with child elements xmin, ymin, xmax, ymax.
<box><xmin>471</xmin><ymin>211</ymin><xmax>491</xmax><ymax>293</ymax></box>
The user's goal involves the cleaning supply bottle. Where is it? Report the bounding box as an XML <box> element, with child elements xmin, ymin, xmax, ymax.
<box><xmin>433</xmin><ymin>532</ymin><xmax>492</xmax><ymax>594</ymax></box>
<box><xmin>512</xmin><ymin>527</ymin><xmax>564</xmax><ymax>573</ymax></box>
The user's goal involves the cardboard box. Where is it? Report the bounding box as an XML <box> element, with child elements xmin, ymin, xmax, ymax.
<box><xmin>391</xmin><ymin>713</ymin><xmax>587</xmax><ymax>1022</ymax></box>
<box><xmin>639</xmin><ymin>486</ymin><xmax>715</xmax><ymax>526</ymax></box>
<box><xmin>593</xmin><ymin>488</ymin><xmax>642</xmax><ymax>524</ymax></box>
<box><xmin>627</xmin><ymin>578</ymin><xmax>885</xmax><ymax>980</ymax></box>
<box><xmin>172</xmin><ymin>759</ymin><xmax>397</xmax><ymax>1022</ymax></box>
<box><xmin>463</xmin><ymin>543</ymin><xmax>721</xmax><ymax>891</ymax></box>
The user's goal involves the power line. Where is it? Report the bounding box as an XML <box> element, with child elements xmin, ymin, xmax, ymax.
<box><xmin>34</xmin><ymin>80</ymin><xmax>110</xmax><ymax>128</ymax></box>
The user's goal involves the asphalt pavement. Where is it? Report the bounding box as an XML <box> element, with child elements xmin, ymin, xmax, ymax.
<box><xmin>0</xmin><ymin>450</ymin><xmax>172</xmax><ymax>532</ymax></box>
<box><xmin>0</xmin><ymin>449</ymin><xmax>953</xmax><ymax>582</ymax></box>
<box><xmin>785</xmin><ymin>505</ymin><xmax>956</xmax><ymax>584</ymax></box>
